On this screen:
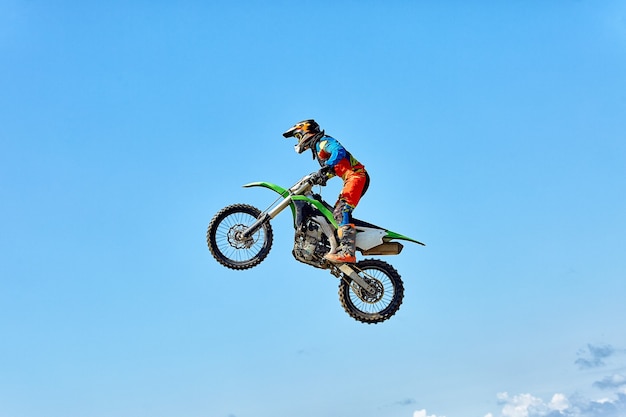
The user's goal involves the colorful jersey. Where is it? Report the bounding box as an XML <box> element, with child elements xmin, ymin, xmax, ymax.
<box><xmin>315</xmin><ymin>136</ymin><xmax>365</xmax><ymax>179</ymax></box>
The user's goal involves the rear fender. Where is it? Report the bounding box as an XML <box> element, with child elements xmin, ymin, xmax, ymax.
<box><xmin>355</xmin><ymin>225</ymin><xmax>425</xmax><ymax>255</ymax></box>
<box><xmin>384</xmin><ymin>230</ymin><xmax>426</xmax><ymax>246</ymax></box>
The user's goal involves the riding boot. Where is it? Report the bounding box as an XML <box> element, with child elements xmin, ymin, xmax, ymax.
<box><xmin>324</xmin><ymin>224</ymin><xmax>357</xmax><ymax>264</ymax></box>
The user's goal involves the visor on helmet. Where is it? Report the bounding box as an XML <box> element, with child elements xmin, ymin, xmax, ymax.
<box><xmin>282</xmin><ymin>126</ymin><xmax>297</xmax><ymax>138</ymax></box>
<box><xmin>283</xmin><ymin>119</ymin><xmax>321</xmax><ymax>153</ymax></box>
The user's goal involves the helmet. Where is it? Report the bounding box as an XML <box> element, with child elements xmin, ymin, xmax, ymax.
<box><xmin>282</xmin><ymin>119</ymin><xmax>324</xmax><ymax>154</ymax></box>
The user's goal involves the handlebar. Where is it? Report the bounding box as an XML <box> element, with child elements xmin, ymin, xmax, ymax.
<box><xmin>289</xmin><ymin>172</ymin><xmax>326</xmax><ymax>194</ymax></box>
<box><xmin>308</xmin><ymin>171</ymin><xmax>328</xmax><ymax>186</ymax></box>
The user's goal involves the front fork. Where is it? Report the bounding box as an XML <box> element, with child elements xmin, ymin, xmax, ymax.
<box><xmin>241</xmin><ymin>213</ymin><xmax>271</xmax><ymax>239</ymax></box>
<box><xmin>331</xmin><ymin>263</ymin><xmax>376</xmax><ymax>295</ymax></box>
<box><xmin>241</xmin><ymin>195</ymin><xmax>294</xmax><ymax>239</ymax></box>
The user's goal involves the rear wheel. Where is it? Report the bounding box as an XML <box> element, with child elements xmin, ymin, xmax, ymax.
<box><xmin>207</xmin><ymin>204</ymin><xmax>273</xmax><ymax>270</ymax></box>
<box><xmin>338</xmin><ymin>259</ymin><xmax>404</xmax><ymax>324</ymax></box>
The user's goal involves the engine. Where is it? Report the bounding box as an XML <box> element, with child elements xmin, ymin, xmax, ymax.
<box><xmin>292</xmin><ymin>218</ymin><xmax>330</xmax><ymax>268</ymax></box>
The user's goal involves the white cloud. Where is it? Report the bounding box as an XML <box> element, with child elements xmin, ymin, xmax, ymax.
<box><xmin>497</xmin><ymin>392</ymin><xmax>545</xmax><ymax>417</ymax></box>
<box><xmin>414</xmin><ymin>345</ymin><xmax>626</xmax><ymax>417</ymax></box>
<box><xmin>489</xmin><ymin>391</ymin><xmax>626</xmax><ymax>417</ymax></box>
<box><xmin>413</xmin><ymin>391</ymin><xmax>626</xmax><ymax>417</ymax></box>
<box><xmin>549</xmin><ymin>393</ymin><xmax>569</xmax><ymax>412</ymax></box>
<box><xmin>486</xmin><ymin>344</ymin><xmax>626</xmax><ymax>417</ymax></box>
<box><xmin>413</xmin><ymin>409</ymin><xmax>444</xmax><ymax>417</ymax></box>
<box><xmin>494</xmin><ymin>391</ymin><xmax>575</xmax><ymax>417</ymax></box>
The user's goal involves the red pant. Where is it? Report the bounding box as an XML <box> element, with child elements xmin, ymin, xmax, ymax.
<box><xmin>339</xmin><ymin>169</ymin><xmax>369</xmax><ymax>207</ymax></box>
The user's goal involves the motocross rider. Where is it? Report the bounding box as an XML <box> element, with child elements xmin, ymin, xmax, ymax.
<box><xmin>282</xmin><ymin>119</ymin><xmax>370</xmax><ymax>264</ymax></box>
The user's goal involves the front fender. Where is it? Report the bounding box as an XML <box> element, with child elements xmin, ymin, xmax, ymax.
<box><xmin>243</xmin><ymin>181</ymin><xmax>290</xmax><ymax>198</ymax></box>
<box><xmin>243</xmin><ymin>181</ymin><xmax>298</xmax><ymax>224</ymax></box>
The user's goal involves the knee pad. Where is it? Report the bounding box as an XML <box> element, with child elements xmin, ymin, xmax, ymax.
<box><xmin>333</xmin><ymin>199</ymin><xmax>354</xmax><ymax>225</ymax></box>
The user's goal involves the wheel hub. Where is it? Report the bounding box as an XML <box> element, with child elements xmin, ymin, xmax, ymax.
<box><xmin>352</xmin><ymin>277</ymin><xmax>384</xmax><ymax>304</ymax></box>
<box><xmin>228</xmin><ymin>224</ymin><xmax>255</xmax><ymax>249</ymax></box>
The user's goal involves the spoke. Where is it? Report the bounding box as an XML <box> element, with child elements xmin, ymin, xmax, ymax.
<box><xmin>216</xmin><ymin>212</ymin><xmax>266</xmax><ymax>263</ymax></box>
<box><xmin>348</xmin><ymin>266</ymin><xmax>394</xmax><ymax>313</ymax></box>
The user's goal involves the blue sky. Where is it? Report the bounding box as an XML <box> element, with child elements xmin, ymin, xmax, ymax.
<box><xmin>1</xmin><ymin>1</ymin><xmax>626</xmax><ymax>417</ymax></box>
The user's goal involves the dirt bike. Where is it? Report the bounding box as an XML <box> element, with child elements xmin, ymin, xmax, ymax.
<box><xmin>206</xmin><ymin>171</ymin><xmax>425</xmax><ymax>324</ymax></box>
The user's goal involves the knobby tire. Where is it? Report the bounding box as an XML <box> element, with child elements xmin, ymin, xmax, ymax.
<box><xmin>207</xmin><ymin>204</ymin><xmax>273</xmax><ymax>270</ymax></box>
<box><xmin>338</xmin><ymin>259</ymin><xmax>404</xmax><ymax>324</ymax></box>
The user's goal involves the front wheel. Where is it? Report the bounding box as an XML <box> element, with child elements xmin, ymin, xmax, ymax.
<box><xmin>207</xmin><ymin>204</ymin><xmax>273</xmax><ymax>270</ymax></box>
<box><xmin>338</xmin><ymin>259</ymin><xmax>404</xmax><ymax>324</ymax></box>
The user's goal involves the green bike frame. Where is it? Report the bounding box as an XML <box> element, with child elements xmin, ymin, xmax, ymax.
<box><xmin>243</xmin><ymin>179</ymin><xmax>425</xmax><ymax>252</ymax></box>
